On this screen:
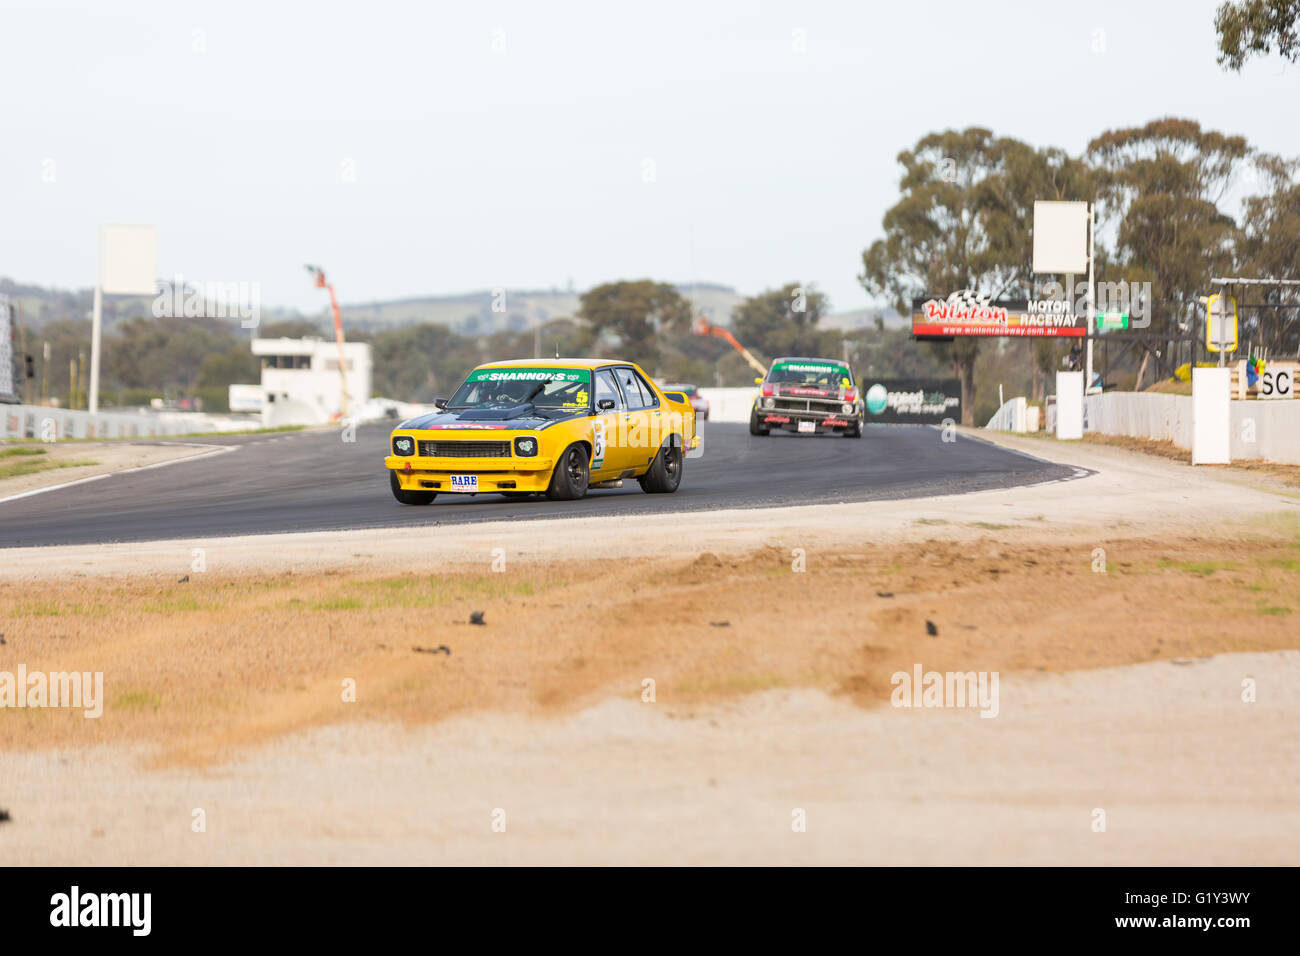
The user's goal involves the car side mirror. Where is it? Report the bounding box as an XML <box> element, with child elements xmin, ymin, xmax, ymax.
<box><xmin>754</xmin><ymin>377</ymin><xmax>764</xmax><ymax>385</ymax></box>
<box><xmin>597</xmin><ymin>399</ymin><xmax>616</xmax><ymax>411</ymax></box>
<box><xmin>434</xmin><ymin>397</ymin><xmax>448</xmax><ymax>410</ymax></box>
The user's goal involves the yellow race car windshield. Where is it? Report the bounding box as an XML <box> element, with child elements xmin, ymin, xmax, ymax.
<box><xmin>447</xmin><ymin>366</ymin><xmax>592</xmax><ymax>411</ymax></box>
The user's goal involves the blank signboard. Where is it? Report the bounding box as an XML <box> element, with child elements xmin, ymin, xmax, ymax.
<box><xmin>1032</xmin><ymin>201</ymin><xmax>1088</xmax><ymax>275</ymax></box>
<box><xmin>100</xmin><ymin>224</ymin><xmax>158</xmax><ymax>295</ymax></box>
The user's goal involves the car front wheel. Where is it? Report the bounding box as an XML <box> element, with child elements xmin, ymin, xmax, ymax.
<box><xmin>390</xmin><ymin>470</ymin><xmax>436</xmax><ymax>505</ymax></box>
<box><xmin>546</xmin><ymin>443</ymin><xmax>591</xmax><ymax>500</ymax></box>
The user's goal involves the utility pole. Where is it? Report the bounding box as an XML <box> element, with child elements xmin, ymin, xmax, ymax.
<box><xmin>18</xmin><ymin>313</ymin><xmax>29</xmax><ymax>405</ymax></box>
<box><xmin>1085</xmin><ymin>201</ymin><xmax>1096</xmax><ymax>393</ymax></box>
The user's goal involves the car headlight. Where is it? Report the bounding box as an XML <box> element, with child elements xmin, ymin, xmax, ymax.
<box><xmin>392</xmin><ymin>436</ymin><xmax>414</xmax><ymax>456</ymax></box>
<box><xmin>763</xmin><ymin>397</ymin><xmax>775</xmax><ymax>408</ymax></box>
<box><xmin>842</xmin><ymin>403</ymin><xmax>853</xmax><ymax>414</ymax></box>
<box><xmin>514</xmin><ymin>436</ymin><xmax>538</xmax><ymax>457</ymax></box>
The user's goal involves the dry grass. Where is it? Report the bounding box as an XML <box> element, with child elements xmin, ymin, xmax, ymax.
<box><xmin>3</xmin><ymin>524</ymin><xmax>1299</xmax><ymax>768</ymax></box>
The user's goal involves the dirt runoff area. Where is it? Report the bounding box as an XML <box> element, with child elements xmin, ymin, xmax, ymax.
<box><xmin>2</xmin><ymin>433</ymin><xmax>1299</xmax><ymax>864</ymax></box>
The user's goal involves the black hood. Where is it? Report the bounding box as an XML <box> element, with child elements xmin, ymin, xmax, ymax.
<box><xmin>398</xmin><ymin>407</ymin><xmax>585</xmax><ymax>431</ymax></box>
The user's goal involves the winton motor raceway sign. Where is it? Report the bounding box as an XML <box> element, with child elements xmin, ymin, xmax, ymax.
<box><xmin>912</xmin><ymin>290</ymin><xmax>1087</xmax><ymax>338</ymax></box>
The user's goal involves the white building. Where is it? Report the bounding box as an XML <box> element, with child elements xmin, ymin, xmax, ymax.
<box><xmin>246</xmin><ymin>337</ymin><xmax>372</xmax><ymax>426</ymax></box>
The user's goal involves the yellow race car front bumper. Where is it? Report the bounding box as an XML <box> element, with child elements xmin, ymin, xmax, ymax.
<box><xmin>385</xmin><ymin>455</ymin><xmax>557</xmax><ymax>494</ymax></box>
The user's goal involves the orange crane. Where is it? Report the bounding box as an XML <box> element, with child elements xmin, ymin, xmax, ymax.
<box><xmin>305</xmin><ymin>265</ymin><xmax>351</xmax><ymax>419</ymax></box>
<box><xmin>692</xmin><ymin>316</ymin><xmax>768</xmax><ymax>377</ymax></box>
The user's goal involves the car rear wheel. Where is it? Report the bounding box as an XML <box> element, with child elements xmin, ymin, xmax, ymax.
<box><xmin>639</xmin><ymin>440</ymin><xmax>683</xmax><ymax>493</ymax></box>
<box><xmin>546</xmin><ymin>443</ymin><xmax>590</xmax><ymax>500</ymax></box>
<box><xmin>390</xmin><ymin>470</ymin><xmax>436</xmax><ymax>505</ymax></box>
<box><xmin>749</xmin><ymin>408</ymin><xmax>769</xmax><ymax>436</ymax></box>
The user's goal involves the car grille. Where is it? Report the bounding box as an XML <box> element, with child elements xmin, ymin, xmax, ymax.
<box><xmin>417</xmin><ymin>440</ymin><xmax>512</xmax><ymax>458</ymax></box>
<box><xmin>773</xmin><ymin>397</ymin><xmax>840</xmax><ymax>413</ymax></box>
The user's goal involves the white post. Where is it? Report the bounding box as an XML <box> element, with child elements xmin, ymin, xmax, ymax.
<box><xmin>1085</xmin><ymin>201</ymin><xmax>1095</xmax><ymax>393</ymax></box>
<box><xmin>1191</xmin><ymin>366</ymin><xmax>1231</xmax><ymax>464</ymax></box>
<box><xmin>89</xmin><ymin>283</ymin><xmax>102</xmax><ymax>414</ymax></box>
<box><xmin>1055</xmin><ymin>370</ymin><xmax>1084</xmax><ymax>439</ymax></box>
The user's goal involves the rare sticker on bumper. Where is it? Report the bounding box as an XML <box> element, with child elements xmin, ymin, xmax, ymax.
<box><xmin>449</xmin><ymin>474</ymin><xmax>479</xmax><ymax>493</ymax></box>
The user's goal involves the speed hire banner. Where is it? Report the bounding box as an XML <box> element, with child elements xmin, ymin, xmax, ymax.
<box><xmin>862</xmin><ymin>379</ymin><xmax>961</xmax><ymax>424</ymax></box>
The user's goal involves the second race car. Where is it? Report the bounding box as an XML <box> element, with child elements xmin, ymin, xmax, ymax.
<box><xmin>749</xmin><ymin>356</ymin><xmax>863</xmax><ymax>437</ymax></box>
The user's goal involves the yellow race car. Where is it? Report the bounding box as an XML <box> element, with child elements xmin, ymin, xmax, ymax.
<box><xmin>385</xmin><ymin>358</ymin><xmax>700</xmax><ymax>504</ymax></box>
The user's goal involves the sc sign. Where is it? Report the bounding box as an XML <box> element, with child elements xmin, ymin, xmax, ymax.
<box><xmin>1259</xmin><ymin>368</ymin><xmax>1294</xmax><ymax>399</ymax></box>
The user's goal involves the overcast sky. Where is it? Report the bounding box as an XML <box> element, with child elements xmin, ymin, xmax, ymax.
<box><xmin>2</xmin><ymin>0</ymin><xmax>1297</xmax><ymax>316</ymax></box>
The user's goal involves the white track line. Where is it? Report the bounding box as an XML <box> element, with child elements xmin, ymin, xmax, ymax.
<box><xmin>0</xmin><ymin>444</ymin><xmax>238</xmax><ymax>503</ymax></box>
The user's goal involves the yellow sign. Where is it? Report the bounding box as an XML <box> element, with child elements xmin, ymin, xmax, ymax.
<box><xmin>1206</xmin><ymin>294</ymin><xmax>1238</xmax><ymax>353</ymax></box>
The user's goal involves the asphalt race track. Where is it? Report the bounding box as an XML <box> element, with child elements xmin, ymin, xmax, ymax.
<box><xmin>0</xmin><ymin>423</ymin><xmax>1078</xmax><ymax>548</ymax></box>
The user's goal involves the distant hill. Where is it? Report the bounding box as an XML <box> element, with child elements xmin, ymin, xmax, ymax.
<box><xmin>340</xmin><ymin>283</ymin><xmax>749</xmax><ymax>335</ymax></box>
<box><xmin>1</xmin><ymin>276</ymin><xmax>897</xmax><ymax>335</ymax></box>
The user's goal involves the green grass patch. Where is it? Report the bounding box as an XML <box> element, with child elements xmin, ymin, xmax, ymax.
<box><xmin>679</xmin><ymin>673</ymin><xmax>788</xmax><ymax>695</ymax></box>
<box><xmin>0</xmin><ymin>454</ymin><xmax>98</xmax><ymax>480</ymax></box>
<box><xmin>141</xmin><ymin>598</ymin><xmax>205</xmax><ymax>613</ymax></box>
<box><xmin>311</xmin><ymin>596</ymin><xmax>364</xmax><ymax>611</ymax></box>
<box><xmin>912</xmin><ymin>518</ymin><xmax>949</xmax><ymax>526</ymax></box>
<box><xmin>0</xmin><ymin>446</ymin><xmax>46</xmax><ymax>458</ymax></box>
<box><xmin>14</xmin><ymin>601</ymin><xmax>110</xmax><ymax>617</ymax></box>
<box><xmin>1157</xmin><ymin>558</ymin><xmax>1238</xmax><ymax>576</ymax></box>
<box><xmin>306</xmin><ymin>576</ymin><xmax>546</xmax><ymax>612</ymax></box>
<box><xmin>968</xmin><ymin>522</ymin><xmax>1012</xmax><ymax>530</ymax></box>
<box><xmin>1256</xmin><ymin>605</ymin><xmax>1292</xmax><ymax>616</ymax></box>
<box><xmin>114</xmin><ymin>690</ymin><xmax>163</xmax><ymax>711</ymax></box>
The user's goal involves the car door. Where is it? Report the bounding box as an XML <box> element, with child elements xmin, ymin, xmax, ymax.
<box><xmin>615</xmin><ymin>366</ymin><xmax>660</xmax><ymax>472</ymax></box>
<box><xmin>591</xmin><ymin>367</ymin><xmax>633</xmax><ymax>476</ymax></box>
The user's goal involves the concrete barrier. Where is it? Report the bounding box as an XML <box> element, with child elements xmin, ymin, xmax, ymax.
<box><xmin>1037</xmin><ymin>390</ymin><xmax>1300</xmax><ymax>466</ymax></box>
<box><xmin>985</xmin><ymin>396</ymin><xmax>1028</xmax><ymax>432</ymax></box>
<box><xmin>0</xmin><ymin>405</ymin><xmax>245</xmax><ymax>441</ymax></box>
<box><xmin>697</xmin><ymin>387</ymin><xmax>759</xmax><ymax>423</ymax></box>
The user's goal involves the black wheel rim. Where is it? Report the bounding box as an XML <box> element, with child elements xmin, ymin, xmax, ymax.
<box><xmin>568</xmin><ymin>448</ymin><xmax>588</xmax><ymax>491</ymax></box>
<box><xmin>664</xmin><ymin>446</ymin><xmax>680</xmax><ymax>481</ymax></box>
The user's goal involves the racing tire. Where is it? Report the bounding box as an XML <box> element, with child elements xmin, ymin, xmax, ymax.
<box><xmin>639</xmin><ymin>440</ymin><xmax>683</xmax><ymax>494</ymax></box>
<box><xmin>546</xmin><ymin>443</ymin><xmax>590</xmax><ymax>501</ymax></box>
<box><xmin>390</xmin><ymin>470</ymin><xmax>436</xmax><ymax>505</ymax></box>
<box><xmin>847</xmin><ymin>420</ymin><xmax>862</xmax><ymax>438</ymax></box>
<box><xmin>748</xmin><ymin>409</ymin><xmax>769</xmax><ymax>436</ymax></box>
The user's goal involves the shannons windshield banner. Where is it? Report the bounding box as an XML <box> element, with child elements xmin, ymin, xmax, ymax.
<box><xmin>467</xmin><ymin>367</ymin><xmax>591</xmax><ymax>383</ymax></box>
<box><xmin>772</xmin><ymin>361</ymin><xmax>848</xmax><ymax>376</ymax></box>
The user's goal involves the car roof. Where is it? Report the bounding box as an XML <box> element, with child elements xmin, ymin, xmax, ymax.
<box><xmin>474</xmin><ymin>358</ymin><xmax>638</xmax><ymax>371</ymax></box>
<box><xmin>771</xmin><ymin>356</ymin><xmax>850</xmax><ymax>366</ymax></box>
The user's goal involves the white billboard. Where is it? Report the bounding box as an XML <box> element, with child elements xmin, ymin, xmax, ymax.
<box><xmin>1032</xmin><ymin>201</ymin><xmax>1088</xmax><ymax>275</ymax></box>
<box><xmin>0</xmin><ymin>294</ymin><xmax>16</xmax><ymax>403</ymax></box>
<box><xmin>228</xmin><ymin>383</ymin><xmax>265</xmax><ymax>413</ymax></box>
<box><xmin>100</xmin><ymin>224</ymin><xmax>158</xmax><ymax>295</ymax></box>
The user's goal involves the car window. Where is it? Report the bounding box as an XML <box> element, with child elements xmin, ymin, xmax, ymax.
<box><xmin>595</xmin><ymin>368</ymin><xmax>624</xmax><ymax>410</ymax></box>
<box><xmin>620</xmin><ymin>368</ymin><xmax>658</xmax><ymax>409</ymax></box>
